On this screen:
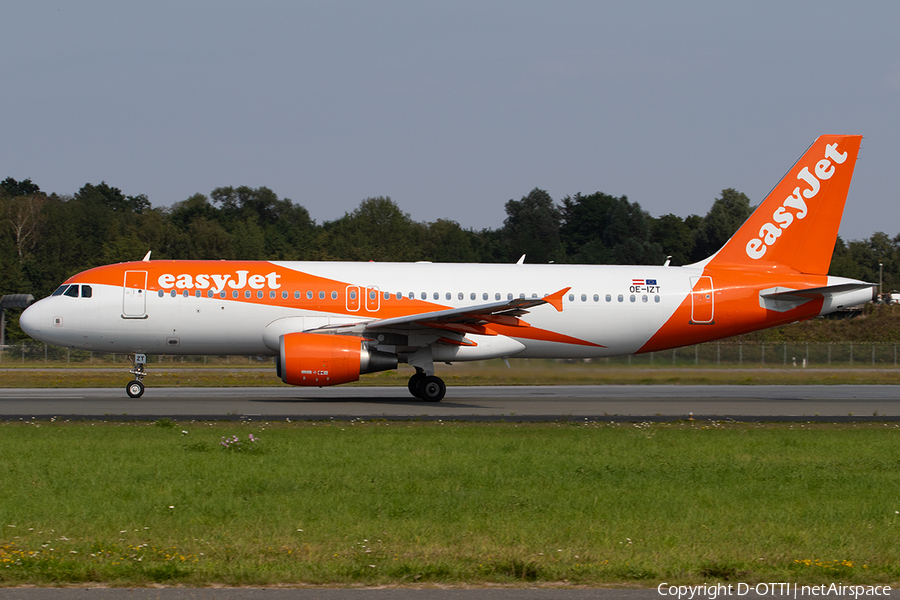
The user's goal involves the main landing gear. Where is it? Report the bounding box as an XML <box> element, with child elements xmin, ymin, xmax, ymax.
<box><xmin>126</xmin><ymin>353</ymin><xmax>147</xmax><ymax>398</ymax></box>
<box><xmin>407</xmin><ymin>369</ymin><xmax>446</xmax><ymax>402</ymax></box>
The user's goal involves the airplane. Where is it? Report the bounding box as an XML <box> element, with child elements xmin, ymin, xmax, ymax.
<box><xmin>18</xmin><ymin>135</ymin><xmax>875</xmax><ymax>401</ymax></box>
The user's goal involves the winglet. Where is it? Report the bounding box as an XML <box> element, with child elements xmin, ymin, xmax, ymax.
<box><xmin>544</xmin><ymin>287</ymin><xmax>570</xmax><ymax>312</ymax></box>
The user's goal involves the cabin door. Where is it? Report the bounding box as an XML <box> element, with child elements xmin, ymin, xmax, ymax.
<box><xmin>690</xmin><ymin>276</ymin><xmax>714</xmax><ymax>324</ymax></box>
<box><xmin>123</xmin><ymin>271</ymin><xmax>148</xmax><ymax>318</ymax></box>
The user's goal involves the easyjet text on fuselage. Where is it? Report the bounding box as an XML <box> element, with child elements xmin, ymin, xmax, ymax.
<box><xmin>157</xmin><ymin>270</ymin><xmax>282</xmax><ymax>293</ymax></box>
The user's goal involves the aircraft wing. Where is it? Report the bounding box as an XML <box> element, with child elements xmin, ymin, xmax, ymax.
<box><xmin>305</xmin><ymin>287</ymin><xmax>571</xmax><ymax>335</ymax></box>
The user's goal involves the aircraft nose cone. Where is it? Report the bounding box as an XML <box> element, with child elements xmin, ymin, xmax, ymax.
<box><xmin>18</xmin><ymin>303</ymin><xmax>42</xmax><ymax>338</ymax></box>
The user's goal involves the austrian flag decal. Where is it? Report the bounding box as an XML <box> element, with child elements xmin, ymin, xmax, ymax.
<box><xmin>630</xmin><ymin>278</ymin><xmax>660</xmax><ymax>293</ymax></box>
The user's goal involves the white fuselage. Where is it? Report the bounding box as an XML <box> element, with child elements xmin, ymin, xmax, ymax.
<box><xmin>21</xmin><ymin>261</ymin><xmax>698</xmax><ymax>359</ymax></box>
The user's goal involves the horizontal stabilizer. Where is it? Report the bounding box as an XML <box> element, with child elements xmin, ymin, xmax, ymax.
<box><xmin>760</xmin><ymin>282</ymin><xmax>876</xmax><ymax>300</ymax></box>
<box><xmin>759</xmin><ymin>282</ymin><xmax>875</xmax><ymax>313</ymax></box>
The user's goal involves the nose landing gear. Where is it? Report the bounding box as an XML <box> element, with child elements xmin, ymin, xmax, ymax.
<box><xmin>126</xmin><ymin>353</ymin><xmax>147</xmax><ymax>398</ymax></box>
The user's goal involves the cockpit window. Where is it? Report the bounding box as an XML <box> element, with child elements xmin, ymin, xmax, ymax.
<box><xmin>64</xmin><ymin>285</ymin><xmax>79</xmax><ymax>298</ymax></box>
<box><xmin>52</xmin><ymin>285</ymin><xmax>68</xmax><ymax>296</ymax></box>
<box><xmin>81</xmin><ymin>285</ymin><xmax>92</xmax><ymax>298</ymax></box>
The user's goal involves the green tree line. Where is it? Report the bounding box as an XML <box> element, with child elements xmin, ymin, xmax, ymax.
<box><xmin>2</xmin><ymin>177</ymin><xmax>897</xmax><ymax>341</ymax></box>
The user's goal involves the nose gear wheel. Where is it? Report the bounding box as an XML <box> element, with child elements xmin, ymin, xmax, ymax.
<box><xmin>126</xmin><ymin>379</ymin><xmax>145</xmax><ymax>398</ymax></box>
<box><xmin>126</xmin><ymin>353</ymin><xmax>147</xmax><ymax>398</ymax></box>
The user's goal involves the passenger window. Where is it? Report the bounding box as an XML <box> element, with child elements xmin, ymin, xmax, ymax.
<box><xmin>482</xmin><ymin>293</ymin><xmax>487</xmax><ymax>300</ymax></box>
<box><xmin>396</xmin><ymin>292</ymin><xmax>402</xmax><ymax>300</ymax></box>
<box><xmin>433</xmin><ymin>292</ymin><xmax>440</xmax><ymax>300</ymax></box>
<box><xmin>642</xmin><ymin>295</ymin><xmax>648</xmax><ymax>303</ymax></box>
<box><xmin>183</xmin><ymin>290</ymin><xmax>189</xmax><ymax>298</ymax></box>
<box><xmin>495</xmin><ymin>293</ymin><xmax>501</xmax><ymax>301</ymax></box>
<box><xmin>655</xmin><ymin>295</ymin><xmax>661</xmax><ymax>303</ymax></box>
<box><xmin>617</xmin><ymin>294</ymin><xmax>623</xmax><ymax>302</ymax></box>
<box><xmin>471</xmin><ymin>293</ymin><xmax>476</xmax><ymax>300</ymax></box>
<box><xmin>581</xmin><ymin>294</ymin><xmax>587</xmax><ymax>302</ymax></box>
<box><xmin>220</xmin><ymin>291</ymin><xmax>227</xmax><ymax>299</ymax></box>
<box><xmin>245</xmin><ymin>290</ymin><xmax>251</xmax><ymax>299</ymax></box>
<box><xmin>258</xmin><ymin>291</ymin><xmax>265</xmax><ymax>299</ymax></box>
<box><xmin>52</xmin><ymin>286</ymin><xmax>68</xmax><ymax>296</ymax></box>
<box><xmin>384</xmin><ymin>291</ymin><xmax>390</xmax><ymax>300</ymax></box>
<box><xmin>158</xmin><ymin>290</ymin><xmax>164</xmax><ymax>298</ymax></box>
<box><xmin>532</xmin><ymin>293</ymin><xmax>538</xmax><ymax>299</ymax></box>
<box><xmin>630</xmin><ymin>295</ymin><xmax>636</xmax><ymax>302</ymax></box>
<box><xmin>64</xmin><ymin>286</ymin><xmax>79</xmax><ymax>298</ymax></box>
<box><xmin>507</xmin><ymin>293</ymin><xmax>513</xmax><ymax>300</ymax></box>
<box><xmin>294</xmin><ymin>291</ymin><xmax>300</xmax><ymax>299</ymax></box>
<box><xmin>519</xmin><ymin>293</ymin><xmax>525</xmax><ymax>299</ymax></box>
<box><xmin>331</xmin><ymin>291</ymin><xmax>338</xmax><ymax>300</ymax></box>
<box><xmin>593</xmin><ymin>294</ymin><xmax>599</xmax><ymax>302</ymax></box>
<box><xmin>195</xmin><ymin>290</ymin><xmax>201</xmax><ymax>298</ymax></box>
<box><xmin>458</xmin><ymin>292</ymin><xmax>464</xmax><ymax>300</ymax></box>
<box><xmin>81</xmin><ymin>285</ymin><xmax>93</xmax><ymax>298</ymax></box>
<box><xmin>568</xmin><ymin>294</ymin><xmax>574</xmax><ymax>302</ymax></box>
<box><xmin>208</xmin><ymin>290</ymin><xmax>215</xmax><ymax>298</ymax></box>
<box><xmin>370</xmin><ymin>291</ymin><xmax>377</xmax><ymax>300</ymax></box>
<box><xmin>408</xmin><ymin>292</ymin><xmax>414</xmax><ymax>299</ymax></box>
<box><xmin>605</xmin><ymin>294</ymin><xmax>611</xmax><ymax>302</ymax></box>
<box><xmin>282</xmin><ymin>291</ymin><xmax>288</xmax><ymax>299</ymax></box>
<box><xmin>307</xmin><ymin>291</ymin><xmax>313</xmax><ymax>299</ymax></box>
<box><xmin>349</xmin><ymin>290</ymin><xmax>357</xmax><ymax>300</ymax></box>
<box><xmin>319</xmin><ymin>291</ymin><xmax>325</xmax><ymax>299</ymax></box>
<box><xmin>171</xmin><ymin>290</ymin><xmax>178</xmax><ymax>298</ymax></box>
<box><xmin>420</xmin><ymin>292</ymin><xmax>427</xmax><ymax>300</ymax></box>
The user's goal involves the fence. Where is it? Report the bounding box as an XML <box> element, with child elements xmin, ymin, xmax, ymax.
<box><xmin>0</xmin><ymin>341</ymin><xmax>898</xmax><ymax>368</ymax></box>
<box><xmin>0</xmin><ymin>344</ymin><xmax>274</xmax><ymax>366</ymax></box>
<box><xmin>600</xmin><ymin>341</ymin><xmax>900</xmax><ymax>367</ymax></box>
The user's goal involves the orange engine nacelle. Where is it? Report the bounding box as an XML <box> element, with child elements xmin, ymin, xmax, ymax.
<box><xmin>277</xmin><ymin>332</ymin><xmax>397</xmax><ymax>387</ymax></box>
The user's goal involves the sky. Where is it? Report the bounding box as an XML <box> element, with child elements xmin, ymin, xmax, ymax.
<box><xmin>2</xmin><ymin>1</ymin><xmax>899</xmax><ymax>241</ymax></box>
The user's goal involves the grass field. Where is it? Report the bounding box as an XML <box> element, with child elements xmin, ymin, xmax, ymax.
<box><xmin>1</xmin><ymin>420</ymin><xmax>899</xmax><ymax>587</ymax></box>
<box><xmin>1</xmin><ymin>359</ymin><xmax>900</xmax><ymax>388</ymax></box>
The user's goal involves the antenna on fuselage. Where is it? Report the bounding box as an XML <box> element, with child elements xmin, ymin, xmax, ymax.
<box><xmin>516</xmin><ymin>255</ymin><xmax>525</xmax><ymax>265</ymax></box>
<box><xmin>664</xmin><ymin>255</ymin><xmax>671</xmax><ymax>267</ymax></box>
<box><xmin>142</xmin><ymin>251</ymin><xmax>152</xmax><ymax>262</ymax></box>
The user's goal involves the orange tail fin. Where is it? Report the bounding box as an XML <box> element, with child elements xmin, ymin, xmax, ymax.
<box><xmin>706</xmin><ymin>135</ymin><xmax>862</xmax><ymax>275</ymax></box>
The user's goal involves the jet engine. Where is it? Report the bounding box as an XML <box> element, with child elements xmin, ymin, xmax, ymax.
<box><xmin>277</xmin><ymin>332</ymin><xmax>397</xmax><ymax>386</ymax></box>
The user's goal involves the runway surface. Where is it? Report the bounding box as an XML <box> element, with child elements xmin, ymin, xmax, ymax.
<box><xmin>0</xmin><ymin>385</ymin><xmax>897</xmax><ymax>421</ymax></box>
